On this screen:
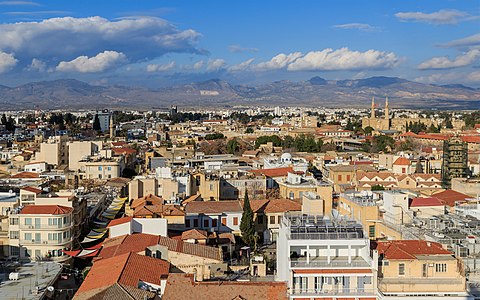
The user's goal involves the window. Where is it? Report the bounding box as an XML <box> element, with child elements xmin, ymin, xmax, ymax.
<box><xmin>299</xmin><ymin>191</ymin><xmax>303</xmax><ymax>199</ymax></box>
<box><xmin>98</xmin><ymin>166</ymin><xmax>102</xmax><ymax>171</ymax></box>
<box><xmin>383</xmin><ymin>260</ymin><xmax>389</xmax><ymax>266</ymax></box>
<box><xmin>193</xmin><ymin>219</ymin><xmax>199</xmax><ymax>227</ymax></box>
<box><xmin>185</xmin><ymin>219</ymin><xmax>191</xmax><ymax>228</ymax></box>
<box><xmin>399</xmin><ymin>263</ymin><xmax>405</xmax><ymax>275</ymax></box>
<box><xmin>347</xmin><ymin>175</ymin><xmax>351</xmax><ymax>181</ymax></box>
<box><xmin>221</xmin><ymin>217</ymin><xmax>227</xmax><ymax>226</ymax></box>
<box><xmin>423</xmin><ymin>264</ymin><xmax>428</xmax><ymax>277</ymax></box>
<box><xmin>402</xmin><ymin>167</ymin><xmax>406</xmax><ymax>174</ymax></box>
<box><xmin>233</xmin><ymin>217</ymin><xmax>238</xmax><ymax>226</ymax></box>
<box><xmin>107</xmin><ymin>166</ymin><xmax>112</xmax><ymax>171</ymax></box>
<box><xmin>24</xmin><ymin>218</ymin><xmax>32</xmax><ymax>226</ymax></box>
<box><xmin>24</xmin><ymin>233</ymin><xmax>32</xmax><ymax>241</ymax></box>
<box><xmin>209</xmin><ymin>184</ymin><xmax>214</xmax><ymax>191</ymax></box>
<box><xmin>9</xmin><ymin>231</ymin><xmax>19</xmax><ymax>239</ymax></box>
<box><xmin>10</xmin><ymin>218</ymin><xmax>18</xmax><ymax>225</ymax></box>
<box><xmin>270</xmin><ymin>216</ymin><xmax>276</xmax><ymax>224</ymax></box>
<box><xmin>203</xmin><ymin>219</ymin><xmax>209</xmax><ymax>227</ymax></box>
<box><xmin>368</xmin><ymin>225</ymin><xmax>375</xmax><ymax>238</ymax></box>
<box><xmin>289</xmin><ymin>192</ymin><xmax>294</xmax><ymax>200</ymax></box>
<box><xmin>435</xmin><ymin>263</ymin><xmax>447</xmax><ymax>273</ymax></box>
<box><xmin>212</xmin><ymin>219</ymin><xmax>218</xmax><ymax>227</ymax></box>
<box><xmin>257</xmin><ymin>215</ymin><xmax>264</xmax><ymax>224</ymax></box>
<box><xmin>277</xmin><ymin>216</ymin><xmax>282</xmax><ymax>224</ymax></box>
<box><xmin>338</xmin><ymin>175</ymin><xmax>342</xmax><ymax>181</ymax></box>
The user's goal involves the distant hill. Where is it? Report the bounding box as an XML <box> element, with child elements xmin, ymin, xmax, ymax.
<box><xmin>0</xmin><ymin>76</ymin><xmax>479</xmax><ymax>110</ymax></box>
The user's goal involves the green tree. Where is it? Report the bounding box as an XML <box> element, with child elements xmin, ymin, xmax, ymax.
<box><xmin>205</xmin><ymin>133</ymin><xmax>225</xmax><ymax>140</ymax></box>
<box><xmin>240</xmin><ymin>190</ymin><xmax>255</xmax><ymax>247</ymax></box>
<box><xmin>371</xmin><ymin>184</ymin><xmax>385</xmax><ymax>191</ymax></box>
<box><xmin>226</xmin><ymin>139</ymin><xmax>239</xmax><ymax>154</ymax></box>
<box><xmin>93</xmin><ymin>114</ymin><xmax>101</xmax><ymax>131</ymax></box>
<box><xmin>245</xmin><ymin>127</ymin><xmax>254</xmax><ymax>134</ymax></box>
<box><xmin>364</xmin><ymin>126</ymin><xmax>374</xmax><ymax>135</ymax></box>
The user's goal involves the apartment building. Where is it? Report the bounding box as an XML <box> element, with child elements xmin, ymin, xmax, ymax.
<box><xmin>276</xmin><ymin>214</ymin><xmax>378</xmax><ymax>300</ymax></box>
<box><xmin>184</xmin><ymin>200</ymin><xmax>243</xmax><ymax>234</ymax></box>
<box><xmin>375</xmin><ymin>240</ymin><xmax>470</xmax><ymax>299</ymax></box>
<box><xmin>35</xmin><ymin>135</ymin><xmax>68</xmax><ymax>168</ymax></box>
<box><xmin>8</xmin><ymin>205</ymin><xmax>73</xmax><ymax>262</ymax></box>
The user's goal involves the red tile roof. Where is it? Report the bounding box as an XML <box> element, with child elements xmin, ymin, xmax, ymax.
<box><xmin>20</xmin><ymin>205</ymin><xmax>73</xmax><ymax>215</ymax></box>
<box><xmin>185</xmin><ymin>200</ymin><xmax>243</xmax><ymax>214</ymax></box>
<box><xmin>250</xmin><ymin>167</ymin><xmax>294</xmax><ymax>178</ymax></box>
<box><xmin>112</xmin><ymin>147</ymin><xmax>137</xmax><ymax>155</ymax></box>
<box><xmin>107</xmin><ymin>216</ymin><xmax>133</xmax><ymax>228</ymax></box>
<box><xmin>432</xmin><ymin>190</ymin><xmax>471</xmax><ymax>207</ymax></box>
<box><xmin>98</xmin><ymin>233</ymin><xmax>222</xmax><ymax>261</ymax></box>
<box><xmin>393</xmin><ymin>157</ymin><xmax>411</xmax><ymax>166</ymax></box>
<box><xmin>250</xmin><ymin>199</ymin><xmax>302</xmax><ymax>213</ymax></box>
<box><xmin>162</xmin><ymin>273</ymin><xmax>288</xmax><ymax>300</ymax></box>
<box><xmin>410</xmin><ymin>197</ymin><xmax>444</xmax><ymax>208</ymax></box>
<box><xmin>76</xmin><ymin>252</ymin><xmax>169</xmax><ymax>299</ymax></box>
<box><xmin>181</xmin><ymin>229</ymin><xmax>208</xmax><ymax>240</ymax></box>
<box><xmin>21</xmin><ymin>186</ymin><xmax>42</xmax><ymax>194</ymax></box>
<box><xmin>11</xmin><ymin>172</ymin><xmax>39</xmax><ymax>178</ymax></box>
<box><xmin>376</xmin><ymin>240</ymin><xmax>452</xmax><ymax>260</ymax></box>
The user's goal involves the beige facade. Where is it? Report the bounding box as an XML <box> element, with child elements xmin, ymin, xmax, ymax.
<box><xmin>83</xmin><ymin>159</ymin><xmax>124</xmax><ymax>180</ymax></box>
<box><xmin>35</xmin><ymin>135</ymin><xmax>68</xmax><ymax>167</ymax></box>
<box><xmin>68</xmin><ymin>141</ymin><xmax>101</xmax><ymax>171</ymax></box>
<box><xmin>129</xmin><ymin>178</ymin><xmax>158</xmax><ymax>200</ymax></box>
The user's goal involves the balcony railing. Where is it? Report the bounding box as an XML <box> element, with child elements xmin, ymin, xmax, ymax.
<box><xmin>19</xmin><ymin>238</ymin><xmax>72</xmax><ymax>245</ymax></box>
<box><xmin>291</xmin><ymin>288</ymin><xmax>376</xmax><ymax>296</ymax></box>
<box><xmin>291</xmin><ymin>257</ymin><xmax>371</xmax><ymax>268</ymax></box>
<box><xmin>19</xmin><ymin>223</ymin><xmax>72</xmax><ymax>230</ymax></box>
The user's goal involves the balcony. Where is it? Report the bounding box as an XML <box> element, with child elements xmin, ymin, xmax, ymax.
<box><xmin>291</xmin><ymin>288</ymin><xmax>376</xmax><ymax>297</ymax></box>
<box><xmin>19</xmin><ymin>238</ymin><xmax>72</xmax><ymax>246</ymax></box>
<box><xmin>19</xmin><ymin>223</ymin><xmax>72</xmax><ymax>230</ymax></box>
<box><xmin>379</xmin><ymin>277</ymin><xmax>466</xmax><ymax>293</ymax></box>
<box><xmin>290</xmin><ymin>256</ymin><xmax>371</xmax><ymax>269</ymax></box>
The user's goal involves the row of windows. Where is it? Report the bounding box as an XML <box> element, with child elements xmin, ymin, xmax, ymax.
<box><xmin>185</xmin><ymin>217</ymin><xmax>238</xmax><ymax>228</ymax></box>
<box><xmin>97</xmin><ymin>166</ymin><xmax>112</xmax><ymax>171</ymax></box>
<box><xmin>397</xmin><ymin>262</ymin><xmax>447</xmax><ymax>276</ymax></box>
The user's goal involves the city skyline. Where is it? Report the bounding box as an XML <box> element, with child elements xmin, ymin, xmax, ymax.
<box><xmin>0</xmin><ymin>0</ymin><xmax>478</xmax><ymax>88</ymax></box>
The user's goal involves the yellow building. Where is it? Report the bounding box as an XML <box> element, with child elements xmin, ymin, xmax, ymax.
<box><xmin>375</xmin><ymin>240</ymin><xmax>468</xmax><ymax>299</ymax></box>
<box><xmin>338</xmin><ymin>192</ymin><xmax>401</xmax><ymax>240</ymax></box>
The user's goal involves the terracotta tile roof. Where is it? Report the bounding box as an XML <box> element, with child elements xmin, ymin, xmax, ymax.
<box><xmin>130</xmin><ymin>194</ymin><xmax>163</xmax><ymax>209</ymax></box>
<box><xmin>21</xmin><ymin>186</ymin><xmax>42</xmax><ymax>194</ymax></box>
<box><xmin>181</xmin><ymin>228</ymin><xmax>208</xmax><ymax>240</ymax></box>
<box><xmin>182</xmin><ymin>194</ymin><xmax>201</xmax><ymax>204</ymax></box>
<box><xmin>99</xmin><ymin>233</ymin><xmax>222</xmax><ymax>261</ymax></box>
<box><xmin>250</xmin><ymin>199</ymin><xmax>301</xmax><ymax>213</ymax></box>
<box><xmin>11</xmin><ymin>171</ymin><xmax>39</xmax><ymax>178</ymax></box>
<box><xmin>75</xmin><ymin>252</ymin><xmax>169</xmax><ymax>300</ymax></box>
<box><xmin>410</xmin><ymin>197</ymin><xmax>444</xmax><ymax>207</ymax></box>
<box><xmin>84</xmin><ymin>282</ymin><xmax>155</xmax><ymax>300</ymax></box>
<box><xmin>107</xmin><ymin>216</ymin><xmax>133</xmax><ymax>228</ymax></box>
<box><xmin>250</xmin><ymin>167</ymin><xmax>294</xmax><ymax>178</ymax></box>
<box><xmin>112</xmin><ymin>147</ymin><xmax>137</xmax><ymax>155</ymax></box>
<box><xmin>432</xmin><ymin>190</ymin><xmax>471</xmax><ymax>207</ymax></box>
<box><xmin>162</xmin><ymin>273</ymin><xmax>288</xmax><ymax>300</ymax></box>
<box><xmin>185</xmin><ymin>200</ymin><xmax>243</xmax><ymax>214</ymax></box>
<box><xmin>462</xmin><ymin>136</ymin><xmax>480</xmax><ymax>144</ymax></box>
<box><xmin>133</xmin><ymin>204</ymin><xmax>184</xmax><ymax>218</ymax></box>
<box><xmin>375</xmin><ymin>240</ymin><xmax>452</xmax><ymax>260</ymax></box>
<box><xmin>20</xmin><ymin>205</ymin><xmax>73</xmax><ymax>215</ymax></box>
<box><xmin>393</xmin><ymin>157</ymin><xmax>411</xmax><ymax>166</ymax></box>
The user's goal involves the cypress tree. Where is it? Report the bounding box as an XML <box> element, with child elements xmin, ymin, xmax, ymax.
<box><xmin>93</xmin><ymin>114</ymin><xmax>101</xmax><ymax>131</ymax></box>
<box><xmin>240</xmin><ymin>190</ymin><xmax>255</xmax><ymax>247</ymax></box>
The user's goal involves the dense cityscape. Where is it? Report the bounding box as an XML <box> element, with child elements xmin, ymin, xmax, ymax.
<box><xmin>0</xmin><ymin>103</ymin><xmax>478</xmax><ymax>299</ymax></box>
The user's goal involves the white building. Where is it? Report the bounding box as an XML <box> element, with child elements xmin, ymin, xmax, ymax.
<box><xmin>276</xmin><ymin>214</ymin><xmax>378</xmax><ymax>299</ymax></box>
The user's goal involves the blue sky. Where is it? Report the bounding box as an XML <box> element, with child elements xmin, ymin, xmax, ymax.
<box><xmin>0</xmin><ymin>0</ymin><xmax>478</xmax><ymax>87</ymax></box>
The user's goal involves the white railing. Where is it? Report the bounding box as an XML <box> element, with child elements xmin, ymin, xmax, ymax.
<box><xmin>291</xmin><ymin>258</ymin><xmax>371</xmax><ymax>268</ymax></box>
<box><xmin>291</xmin><ymin>288</ymin><xmax>376</xmax><ymax>296</ymax></box>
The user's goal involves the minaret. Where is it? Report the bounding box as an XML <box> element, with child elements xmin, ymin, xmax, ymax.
<box><xmin>109</xmin><ymin>114</ymin><xmax>115</xmax><ymax>139</ymax></box>
<box><xmin>385</xmin><ymin>96</ymin><xmax>389</xmax><ymax>120</ymax></box>
<box><xmin>370</xmin><ymin>97</ymin><xmax>375</xmax><ymax>119</ymax></box>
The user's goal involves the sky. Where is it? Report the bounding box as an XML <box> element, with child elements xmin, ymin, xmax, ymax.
<box><xmin>0</xmin><ymin>0</ymin><xmax>478</xmax><ymax>88</ymax></box>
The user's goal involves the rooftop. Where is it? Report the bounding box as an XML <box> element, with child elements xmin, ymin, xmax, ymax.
<box><xmin>283</xmin><ymin>214</ymin><xmax>365</xmax><ymax>240</ymax></box>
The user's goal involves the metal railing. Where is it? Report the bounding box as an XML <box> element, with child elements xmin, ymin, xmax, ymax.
<box><xmin>291</xmin><ymin>258</ymin><xmax>371</xmax><ymax>268</ymax></box>
<box><xmin>19</xmin><ymin>238</ymin><xmax>72</xmax><ymax>245</ymax></box>
<box><xmin>291</xmin><ymin>288</ymin><xmax>376</xmax><ymax>296</ymax></box>
<box><xmin>19</xmin><ymin>223</ymin><xmax>72</xmax><ymax>230</ymax></box>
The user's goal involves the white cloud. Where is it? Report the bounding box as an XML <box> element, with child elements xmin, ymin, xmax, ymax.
<box><xmin>27</xmin><ymin>58</ymin><xmax>46</xmax><ymax>72</ymax></box>
<box><xmin>415</xmin><ymin>71</ymin><xmax>480</xmax><ymax>84</ymax></box>
<box><xmin>395</xmin><ymin>9</ymin><xmax>472</xmax><ymax>25</ymax></box>
<box><xmin>418</xmin><ymin>49</ymin><xmax>480</xmax><ymax>70</ymax></box>
<box><xmin>0</xmin><ymin>16</ymin><xmax>202</xmax><ymax>67</ymax></box>
<box><xmin>228</xmin><ymin>45</ymin><xmax>259</xmax><ymax>53</ymax></box>
<box><xmin>206</xmin><ymin>59</ymin><xmax>226</xmax><ymax>71</ymax></box>
<box><xmin>146</xmin><ymin>61</ymin><xmax>175</xmax><ymax>72</ymax></box>
<box><xmin>0</xmin><ymin>51</ymin><xmax>18</xmax><ymax>73</ymax></box>
<box><xmin>255</xmin><ymin>52</ymin><xmax>303</xmax><ymax>70</ymax></box>
<box><xmin>440</xmin><ymin>33</ymin><xmax>480</xmax><ymax>48</ymax></box>
<box><xmin>333</xmin><ymin>23</ymin><xmax>377</xmax><ymax>31</ymax></box>
<box><xmin>229</xmin><ymin>58</ymin><xmax>255</xmax><ymax>72</ymax></box>
<box><xmin>193</xmin><ymin>60</ymin><xmax>204</xmax><ymax>70</ymax></box>
<box><xmin>0</xmin><ymin>1</ymin><xmax>39</xmax><ymax>5</ymax></box>
<box><xmin>56</xmin><ymin>50</ymin><xmax>127</xmax><ymax>73</ymax></box>
<box><xmin>286</xmin><ymin>48</ymin><xmax>399</xmax><ymax>71</ymax></box>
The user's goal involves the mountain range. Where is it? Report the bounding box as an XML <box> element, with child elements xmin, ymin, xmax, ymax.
<box><xmin>0</xmin><ymin>76</ymin><xmax>479</xmax><ymax>110</ymax></box>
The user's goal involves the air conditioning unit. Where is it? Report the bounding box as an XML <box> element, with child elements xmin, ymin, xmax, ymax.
<box><xmin>43</xmin><ymin>241</ymin><xmax>48</xmax><ymax>244</ymax></box>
